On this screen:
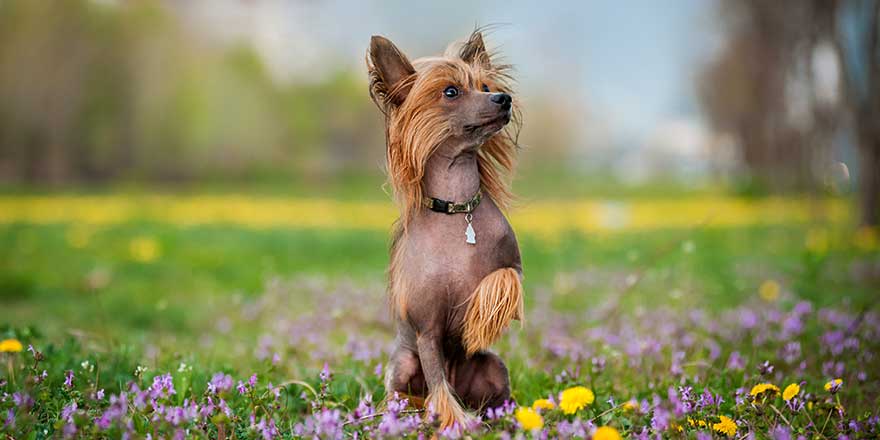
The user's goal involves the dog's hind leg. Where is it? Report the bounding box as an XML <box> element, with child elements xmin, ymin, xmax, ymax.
<box><xmin>417</xmin><ymin>334</ymin><xmax>473</xmax><ymax>429</ymax></box>
<box><xmin>453</xmin><ymin>350</ymin><xmax>511</xmax><ymax>413</ymax></box>
<box><xmin>462</xmin><ymin>267</ymin><xmax>524</xmax><ymax>357</ymax></box>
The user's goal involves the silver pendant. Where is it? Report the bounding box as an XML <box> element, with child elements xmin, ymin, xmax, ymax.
<box><xmin>465</xmin><ymin>213</ymin><xmax>476</xmax><ymax>245</ymax></box>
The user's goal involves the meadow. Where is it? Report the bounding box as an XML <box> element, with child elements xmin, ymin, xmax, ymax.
<box><xmin>0</xmin><ymin>180</ymin><xmax>878</xmax><ymax>439</ymax></box>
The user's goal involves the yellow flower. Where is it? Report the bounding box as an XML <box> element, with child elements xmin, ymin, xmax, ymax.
<box><xmin>854</xmin><ymin>226</ymin><xmax>878</xmax><ymax>251</ymax></box>
<box><xmin>514</xmin><ymin>407</ymin><xmax>543</xmax><ymax>430</ymax></box>
<box><xmin>713</xmin><ymin>415</ymin><xmax>737</xmax><ymax>437</ymax></box>
<box><xmin>749</xmin><ymin>383</ymin><xmax>780</xmax><ymax>398</ymax></box>
<box><xmin>0</xmin><ymin>339</ymin><xmax>23</xmax><ymax>352</ymax></box>
<box><xmin>593</xmin><ymin>426</ymin><xmax>622</xmax><ymax>440</ymax></box>
<box><xmin>783</xmin><ymin>383</ymin><xmax>800</xmax><ymax>401</ymax></box>
<box><xmin>66</xmin><ymin>225</ymin><xmax>92</xmax><ymax>249</ymax></box>
<box><xmin>621</xmin><ymin>400</ymin><xmax>638</xmax><ymax>411</ymax></box>
<box><xmin>759</xmin><ymin>280</ymin><xmax>780</xmax><ymax>302</ymax></box>
<box><xmin>824</xmin><ymin>378</ymin><xmax>843</xmax><ymax>392</ymax></box>
<box><xmin>531</xmin><ymin>399</ymin><xmax>555</xmax><ymax>411</ymax></box>
<box><xmin>559</xmin><ymin>386</ymin><xmax>595</xmax><ymax>414</ymax></box>
<box><xmin>806</xmin><ymin>228</ymin><xmax>829</xmax><ymax>254</ymax></box>
<box><xmin>129</xmin><ymin>236</ymin><xmax>160</xmax><ymax>263</ymax></box>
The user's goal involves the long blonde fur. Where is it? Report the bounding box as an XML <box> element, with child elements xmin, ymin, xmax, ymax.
<box><xmin>461</xmin><ymin>268</ymin><xmax>524</xmax><ymax>356</ymax></box>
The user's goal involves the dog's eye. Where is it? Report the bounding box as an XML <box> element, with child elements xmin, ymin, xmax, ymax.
<box><xmin>443</xmin><ymin>86</ymin><xmax>460</xmax><ymax>98</ymax></box>
<box><xmin>481</xmin><ymin>84</ymin><xmax>490</xmax><ymax>93</ymax></box>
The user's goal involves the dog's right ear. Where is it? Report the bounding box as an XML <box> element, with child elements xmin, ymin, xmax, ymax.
<box><xmin>367</xmin><ymin>36</ymin><xmax>416</xmax><ymax>111</ymax></box>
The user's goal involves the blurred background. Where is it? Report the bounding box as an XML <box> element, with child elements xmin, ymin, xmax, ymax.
<box><xmin>1</xmin><ymin>0</ymin><xmax>876</xmax><ymax>207</ymax></box>
<box><xmin>0</xmin><ymin>0</ymin><xmax>878</xmax><ymax>352</ymax></box>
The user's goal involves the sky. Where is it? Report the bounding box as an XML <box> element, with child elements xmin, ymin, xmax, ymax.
<box><xmin>177</xmin><ymin>0</ymin><xmax>723</xmax><ymax>159</ymax></box>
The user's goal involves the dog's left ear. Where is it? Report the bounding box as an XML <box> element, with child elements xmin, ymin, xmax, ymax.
<box><xmin>459</xmin><ymin>31</ymin><xmax>491</xmax><ymax>69</ymax></box>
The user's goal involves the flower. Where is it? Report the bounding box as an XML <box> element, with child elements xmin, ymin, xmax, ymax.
<box><xmin>514</xmin><ymin>407</ymin><xmax>543</xmax><ymax>430</ymax></box>
<box><xmin>532</xmin><ymin>399</ymin><xmax>555</xmax><ymax>411</ymax></box>
<box><xmin>593</xmin><ymin>426</ymin><xmax>622</xmax><ymax>440</ymax></box>
<box><xmin>782</xmin><ymin>383</ymin><xmax>800</xmax><ymax>401</ymax></box>
<box><xmin>713</xmin><ymin>415</ymin><xmax>737</xmax><ymax>437</ymax></box>
<box><xmin>129</xmin><ymin>236</ymin><xmax>160</xmax><ymax>263</ymax></box>
<box><xmin>559</xmin><ymin>386</ymin><xmax>595</xmax><ymax>414</ymax></box>
<box><xmin>621</xmin><ymin>400</ymin><xmax>638</xmax><ymax>411</ymax></box>
<box><xmin>759</xmin><ymin>280</ymin><xmax>781</xmax><ymax>302</ymax></box>
<box><xmin>0</xmin><ymin>339</ymin><xmax>23</xmax><ymax>352</ymax></box>
<box><xmin>750</xmin><ymin>383</ymin><xmax>780</xmax><ymax>398</ymax></box>
<box><xmin>824</xmin><ymin>378</ymin><xmax>843</xmax><ymax>393</ymax></box>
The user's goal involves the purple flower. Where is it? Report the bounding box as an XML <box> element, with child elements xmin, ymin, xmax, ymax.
<box><xmin>149</xmin><ymin>373</ymin><xmax>176</xmax><ymax>399</ymax></box>
<box><xmin>95</xmin><ymin>392</ymin><xmax>127</xmax><ymax>430</ymax></box>
<box><xmin>208</xmin><ymin>373</ymin><xmax>233</xmax><ymax>394</ymax></box>
<box><xmin>236</xmin><ymin>380</ymin><xmax>248</xmax><ymax>395</ymax></box>
<box><xmin>759</xmin><ymin>360</ymin><xmax>775</xmax><ymax>375</ymax></box>
<box><xmin>64</xmin><ymin>370</ymin><xmax>75</xmax><ymax>389</ymax></box>
<box><xmin>727</xmin><ymin>351</ymin><xmax>746</xmax><ymax>371</ymax></box>
<box><xmin>772</xmin><ymin>425</ymin><xmax>791</xmax><ymax>440</ymax></box>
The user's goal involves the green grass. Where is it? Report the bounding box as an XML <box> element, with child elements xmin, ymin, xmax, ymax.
<box><xmin>0</xmin><ymin>191</ymin><xmax>877</xmax><ymax>438</ymax></box>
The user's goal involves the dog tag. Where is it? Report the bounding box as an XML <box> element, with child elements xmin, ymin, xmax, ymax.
<box><xmin>465</xmin><ymin>213</ymin><xmax>476</xmax><ymax>245</ymax></box>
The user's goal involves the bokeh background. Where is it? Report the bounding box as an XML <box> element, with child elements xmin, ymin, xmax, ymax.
<box><xmin>1</xmin><ymin>1</ymin><xmax>879</xmax><ymax>437</ymax></box>
<box><xmin>0</xmin><ymin>0</ymin><xmax>878</xmax><ymax>375</ymax></box>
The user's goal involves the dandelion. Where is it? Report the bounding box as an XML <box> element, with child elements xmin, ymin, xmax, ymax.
<box><xmin>824</xmin><ymin>378</ymin><xmax>843</xmax><ymax>393</ymax></box>
<box><xmin>759</xmin><ymin>280</ymin><xmax>781</xmax><ymax>302</ymax></box>
<box><xmin>532</xmin><ymin>398</ymin><xmax>555</xmax><ymax>411</ymax></box>
<box><xmin>593</xmin><ymin>426</ymin><xmax>622</xmax><ymax>440</ymax></box>
<box><xmin>713</xmin><ymin>415</ymin><xmax>737</xmax><ymax>437</ymax></box>
<box><xmin>783</xmin><ymin>383</ymin><xmax>800</xmax><ymax>401</ymax></box>
<box><xmin>514</xmin><ymin>407</ymin><xmax>543</xmax><ymax>430</ymax></box>
<box><xmin>0</xmin><ymin>339</ymin><xmax>23</xmax><ymax>353</ymax></box>
<box><xmin>129</xmin><ymin>236</ymin><xmax>160</xmax><ymax>263</ymax></box>
<box><xmin>750</xmin><ymin>383</ymin><xmax>780</xmax><ymax>398</ymax></box>
<box><xmin>559</xmin><ymin>386</ymin><xmax>595</xmax><ymax>414</ymax></box>
<box><xmin>65</xmin><ymin>226</ymin><xmax>92</xmax><ymax>249</ymax></box>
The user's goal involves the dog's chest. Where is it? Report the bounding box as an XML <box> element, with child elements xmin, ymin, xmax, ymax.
<box><xmin>403</xmin><ymin>199</ymin><xmax>520</xmax><ymax>292</ymax></box>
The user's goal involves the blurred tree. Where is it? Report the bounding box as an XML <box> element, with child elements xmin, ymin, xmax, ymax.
<box><xmin>0</xmin><ymin>0</ymin><xmax>385</xmax><ymax>185</ymax></box>
<box><xmin>833</xmin><ymin>0</ymin><xmax>880</xmax><ymax>226</ymax></box>
<box><xmin>700</xmin><ymin>0</ymin><xmax>879</xmax><ymax>224</ymax></box>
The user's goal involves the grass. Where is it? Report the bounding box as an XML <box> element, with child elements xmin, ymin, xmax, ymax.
<box><xmin>0</xmin><ymin>185</ymin><xmax>878</xmax><ymax>438</ymax></box>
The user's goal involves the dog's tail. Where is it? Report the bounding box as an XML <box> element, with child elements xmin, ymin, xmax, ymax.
<box><xmin>462</xmin><ymin>267</ymin><xmax>524</xmax><ymax>357</ymax></box>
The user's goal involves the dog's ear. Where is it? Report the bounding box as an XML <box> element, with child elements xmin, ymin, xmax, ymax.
<box><xmin>459</xmin><ymin>31</ymin><xmax>491</xmax><ymax>69</ymax></box>
<box><xmin>368</xmin><ymin>36</ymin><xmax>415</xmax><ymax>110</ymax></box>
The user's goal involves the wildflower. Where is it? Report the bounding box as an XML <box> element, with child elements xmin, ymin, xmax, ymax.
<box><xmin>713</xmin><ymin>415</ymin><xmax>737</xmax><ymax>437</ymax></box>
<box><xmin>824</xmin><ymin>378</ymin><xmax>843</xmax><ymax>393</ymax></box>
<box><xmin>0</xmin><ymin>339</ymin><xmax>23</xmax><ymax>352</ymax></box>
<box><xmin>129</xmin><ymin>236</ymin><xmax>160</xmax><ymax>263</ymax></box>
<box><xmin>514</xmin><ymin>407</ymin><xmax>543</xmax><ymax>430</ymax></box>
<box><xmin>593</xmin><ymin>426</ymin><xmax>622</xmax><ymax>440</ymax></box>
<box><xmin>750</xmin><ymin>383</ymin><xmax>780</xmax><ymax>398</ymax></box>
<box><xmin>759</xmin><ymin>280</ymin><xmax>781</xmax><ymax>302</ymax></box>
<box><xmin>559</xmin><ymin>386</ymin><xmax>595</xmax><ymax>414</ymax></box>
<box><xmin>805</xmin><ymin>228</ymin><xmax>829</xmax><ymax>254</ymax></box>
<box><xmin>532</xmin><ymin>399</ymin><xmax>555</xmax><ymax>411</ymax></box>
<box><xmin>64</xmin><ymin>370</ymin><xmax>75</xmax><ymax>388</ymax></box>
<box><xmin>621</xmin><ymin>399</ymin><xmax>638</xmax><ymax>411</ymax></box>
<box><xmin>782</xmin><ymin>383</ymin><xmax>800</xmax><ymax>401</ymax></box>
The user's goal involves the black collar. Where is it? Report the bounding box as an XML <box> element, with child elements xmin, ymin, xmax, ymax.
<box><xmin>423</xmin><ymin>189</ymin><xmax>482</xmax><ymax>214</ymax></box>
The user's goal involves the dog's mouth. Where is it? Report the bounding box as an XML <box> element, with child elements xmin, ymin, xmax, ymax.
<box><xmin>464</xmin><ymin>111</ymin><xmax>511</xmax><ymax>134</ymax></box>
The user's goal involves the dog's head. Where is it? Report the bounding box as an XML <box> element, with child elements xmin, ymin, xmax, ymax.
<box><xmin>367</xmin><ymin>30</ymin><xmax>521</xmax><ymax>220</ymax></box>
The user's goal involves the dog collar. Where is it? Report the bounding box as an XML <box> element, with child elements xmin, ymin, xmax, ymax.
<box><xmin>424</xmin><ymin>189</ymin><xmax>482</xmax><ymax>214</ymax></box>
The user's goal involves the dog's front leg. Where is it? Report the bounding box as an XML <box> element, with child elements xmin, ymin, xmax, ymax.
<box><xmin>416</xmin><ymin>333</ymin><xmax>472</xmax><ymax>429</ymax></box>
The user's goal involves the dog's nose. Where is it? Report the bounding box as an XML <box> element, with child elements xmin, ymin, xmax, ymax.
<box><xmin>490</xmin><ymin>93</ymin><xmax>512</xmax><ymax>110</ymax></box>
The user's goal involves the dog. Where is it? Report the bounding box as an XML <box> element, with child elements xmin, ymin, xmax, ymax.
<box><xmin>366</xmin><ymin>30</ymin><xmax>524</xmax><ymax>430</ymax></box>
